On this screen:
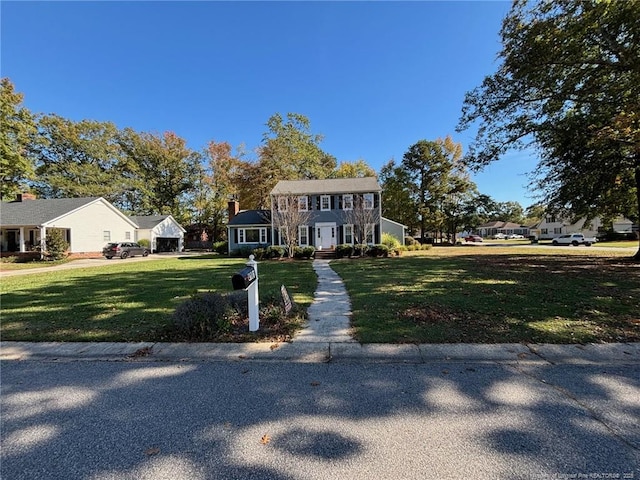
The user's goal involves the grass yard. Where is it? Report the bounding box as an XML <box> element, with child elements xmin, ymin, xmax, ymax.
<box><xmin>330</xmin><ymin>247</ymin><xmax>640</xmax><ymax>344</ymax></box>
<box><xmin>0</xmin><ymin>255</ymin><xmax>317</xmax><ymax>342</ymax></box>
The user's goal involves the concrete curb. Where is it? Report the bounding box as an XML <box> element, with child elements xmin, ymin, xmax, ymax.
<box><xmin>2</xmin><ymin>341</ymin><xmax>639</xmax><ymax>365</ymax></box>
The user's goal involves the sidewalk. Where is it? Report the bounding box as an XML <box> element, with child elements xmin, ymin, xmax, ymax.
<box><xmin>2</xmin><ymin>260</ymin><xmax>639</xmax><ymax>365</ymax></box>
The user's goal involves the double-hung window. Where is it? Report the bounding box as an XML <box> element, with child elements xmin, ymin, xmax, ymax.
<box><xmin>298</xmin><ymin>196</ymin><xmax>308</xmax><ymax>211</ymax></box>
<box><xmin>298</xmin><ymin>225</ymin><xmax>309</xmax><ymax>246</ymax></box>
<box><xmin>365</xmin><ymin>223</ymin><xmax>374</xmax><ymax>244</ymax></box>
<box><xmin>342</xmin><ymin>194</ymin><xmax>353</xmax><ymax>210</ymax></box>
<box><xmin>344</xmin><ymin>224</ymin><xmax>354</xmax><ymax>244</ymax></box>
<box><xmin>363</xmin><ymin>193</ymin><xmax>374</xmax><ymax>210</ymax></box>
<box><xmin>278</xmin><ymin>196</ymin><xmax>288</xmax><ymax>212</ymax></box>
<box><xmin>321</xmin><ymin>195</ymin><xmax>331</xmax><ymax>211</ymax></box>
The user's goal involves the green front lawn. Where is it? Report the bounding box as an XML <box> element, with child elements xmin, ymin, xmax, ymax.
<box><xmin>1</xmin><ymin>255</ymin><xmax>317</xmax><ymax>342</ymax></box>
<box><xmin>331</xmin><ymin>249</ymin><xmax>640</xmax><ymax>344</ymax></box>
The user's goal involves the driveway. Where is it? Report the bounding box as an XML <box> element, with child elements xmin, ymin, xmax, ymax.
<box><xmin>0</xmin><ymin>252</ymin><xmax>205</xmax><ymax>277</ymax></box>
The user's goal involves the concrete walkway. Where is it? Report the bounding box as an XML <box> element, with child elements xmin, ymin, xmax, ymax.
<box><xmin>2</xmin><ymin>259</ymin><xmax>640</xmax><ymax>364</ymax></box>
<box><xmin>293</xmin><ymin>260</ymin><xmax>356</xmax><ymax>343</ymax></box>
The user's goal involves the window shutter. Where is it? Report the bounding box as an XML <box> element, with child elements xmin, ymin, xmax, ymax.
<box><xmin>315</xmin><ymin>196</ymin><xmax>320</xmax><ymax>210</ymax></box>
<box><xmin>338</xmin><ymin>226</ymin><xmax>343</xmax><ymax>244</ymax></box>
<box><xmin>234</xmin><ymin>229</ymin><xmax>238</xmax><ymax>243</ymax></box>
<box><xmin>374</xmin><ymin>193</ymin><xmax>379</xmax><ymax>208</ymax></box>
<box><xmin>331</xmin><ymin>196</ymin><xmax>335</xmax><ymax>210</ymax></box>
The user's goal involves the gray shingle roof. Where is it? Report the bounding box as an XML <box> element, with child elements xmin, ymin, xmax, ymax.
<box><xmin>0</xmin><ymin>197</ymin><xmax>101</xmax><ymax>226</ymax></box>
<box><xmin>271</xmin><ymin>177</ymin><xmax>381</xmax><ymax>195</ymax></box>
<box><xmin>228</xmin><ymin>210</ymin><xmax>271</xmax><ymax>226</ymax></box>
<box><xmin>131</xmin><ymin>215</ymin><xmax>170</xmax><ymax>229</ymax></box>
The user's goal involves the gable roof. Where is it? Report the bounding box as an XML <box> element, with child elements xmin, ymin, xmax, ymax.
<box><xmin>132</xmin><ymin>214</ymin><xmax>186</xmax><ymax>232</ymax></box>
<box><xmin>271</xmin><ymin>177</ymin><xmax>381</xmax><ymax>196</ymax></box>
<box><xmin>0</xmin><ymin>197</ymin><xmax>136</xmax><ymax>228</ymax></box>
<box><xmin>228</xmin><ymin>210</ymin><xmax>271</xmax><ymax>226</ymax></box>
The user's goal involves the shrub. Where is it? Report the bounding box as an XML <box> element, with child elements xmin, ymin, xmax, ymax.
<box><xmin>302</xmin><ymin>246</ymin><xmax>316</xmax><ymax>259</ymax></box>
<box><xmin>405</xmin><ymin>236</ymin><xmax>416</xmax><ymax>246</ymax></box>
<box><xmin>252</xmin><ymin>248</ymin><xmax>267</xmax><ymax>261</ymax></box>
<box><xmin>43</xmin><ymin>229</ymin><xmax>69</xmax><ymax>261</ymax></box>
<box><xmin>381</xmin><ymin>233</ymin><xmax>401</xmax><ymax>250</ymax></box>
<box><xmin>172</xmin><ymin>292</ymin><xmax>238</xmax><ymax>339</ymax></box>
<box><xmin>366</xmin><ymin>244</ymin><xmax>390</xmax><ymax>257</ymax></box>
<box><xmin>353</xmin><ymin>244</ymin><xmax>369</xmax><ymax>257</ymax></box>
<box><xmin>213</xmin><ymin>241</ymin><xmax>228</xmax><ymax>254</ymax></box>
<box><xmin>137</xmin><ymin>239</ymin><xmax>150</xmax><ymax>248</ymax></box>
<box><xmin>335</xmin><ymin>244</ymin><xmax>353</xmax><ymax>258</ymax></box>
<box><xmin>266</xmin><ymin>245</ymin><xmax>286</xmax><ymax>259</ymax></box>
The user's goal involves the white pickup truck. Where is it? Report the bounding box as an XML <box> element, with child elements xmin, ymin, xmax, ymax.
<box><xmin>552</xmin><ymin>233</ymin><xmax>597</xmax><ymax>246</ymax></box>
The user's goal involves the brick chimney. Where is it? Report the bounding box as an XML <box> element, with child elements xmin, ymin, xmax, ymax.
<box><xmin>16</xmin><ymin>193</ymin><xmax>37</xmax><ymax>202</ymax></box>
<box><xmin>228</xmin><ymin>200</ymin><xmax>239</xmax><ymax>222</ymax></box>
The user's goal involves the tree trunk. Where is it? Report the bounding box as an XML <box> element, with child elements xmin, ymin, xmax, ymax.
<box><xmin>634</xmin><ymin>162</ymin><xmax>640</xmax><ymax>261</ymax></box>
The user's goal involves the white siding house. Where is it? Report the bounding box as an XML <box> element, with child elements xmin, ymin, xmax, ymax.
<box><xmin>132</xmin><ymin>215</ymin><xmax>186</xmax><ymax>253</ymax></box>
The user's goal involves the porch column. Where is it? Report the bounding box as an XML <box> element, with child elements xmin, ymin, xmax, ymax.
<box><xmin>19</xmin><ymin>227</ymin><xmax>26</xmax><ymax>252</ymax></box>
<box><xmin>40</xmin><ymin>226</ymin><xmax>47</xmax><ymax>260</ymax></box>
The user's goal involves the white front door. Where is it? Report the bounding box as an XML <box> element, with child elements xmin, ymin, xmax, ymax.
<box><xmin>316</xmin><ymin>223</ymin><xmax>336</xmax><ymax>250</ymax></box>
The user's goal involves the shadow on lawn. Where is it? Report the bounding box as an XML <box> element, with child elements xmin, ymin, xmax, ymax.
<box><xmin>0</xmin><ymin>259</ymin><xmax>316</xmax><ymax>342</ymax></box>
<box><xmin>333</xmin><ymin>254</ymin><xmax>640</xmax><ymax>344</ymax></box>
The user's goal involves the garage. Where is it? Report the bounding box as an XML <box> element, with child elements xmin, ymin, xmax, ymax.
<box><xmin>156</xmin><ymin>237</ymin><xmax>179</xmax><ymax>252</ymax></box>
<box><xmin>132</xmin><ymin>215</ymin><xmax>185</xmax><ymax>253</ymax></box>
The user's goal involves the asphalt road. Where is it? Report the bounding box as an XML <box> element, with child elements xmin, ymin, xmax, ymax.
<box><xmin>2</xmin><ymin>360</ymin><xmax>638</xmax><ymax>480</ymax></box>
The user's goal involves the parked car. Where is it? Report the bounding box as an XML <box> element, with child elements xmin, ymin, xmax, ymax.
<box><xmin>508</xmin><ymin>234</ymin><xmax>525</xmax><ymax>239</ymax></box>
<box><xmin>551</xmin><ymin>233</ymin><xmax>597</xmax><ymax>246</ymax></box>
<box><xmin>103</xmin><ymin>242</ymin><xmax>150</xmax><ymax>259</ymax></box>
<box><xmin>493</xmin><ymin>233</ymin><xmax>507</xmax><ymax>240</ymax></box>
<box><xmin>464</xmin><ymin>235</ymin><xmax>483</xmax><ymax>243</ymax></box>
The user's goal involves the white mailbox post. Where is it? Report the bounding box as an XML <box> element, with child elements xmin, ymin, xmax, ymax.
<box><xmin>246</xmin><ymin>255</ymin><xmax>259</xmax><ymax>332</ymax></box>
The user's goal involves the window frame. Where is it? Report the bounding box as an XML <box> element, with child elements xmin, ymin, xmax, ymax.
<box><xmin>298</xmin><ymin>196</ymin><xmax>308</xmax><ymax>212</ymax></box>
<box><xmin>298</xmin><ymin>225</ymin><xmax>309</xmax><ymax>246</ymax></box>
<box><xmin>363</xmin><ymin>193</ymin><xmax>374</xmax><ymax>210</ymax></box>
<box><xmin>342</xmin><ymin>194</ymin><xmax>353</xmax><ymax>210</ymax></box>
<box><xmin>343</xmin><ymin>224</ymin><xmax>354</xmax><ymax>244</ymax></box>
<box><xmin>238</xmin><ymin>227</ymin><xmax>267</xmax><ymax>244</ymax></box>
<box><xmin>320</xmin><ymin>195</ymin><xmax>331</xmax><ymax>211</ymax></box>
<box><xmin>103</xmin><ymin>231</ymin><xmax>111</xmax><ymax>242</ymax></box>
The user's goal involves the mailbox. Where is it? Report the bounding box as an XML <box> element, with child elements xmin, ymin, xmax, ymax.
<box><xmin>232</xmin><ymin>266</ymin><xmax>257</xmax><ymax>290</ymax></box>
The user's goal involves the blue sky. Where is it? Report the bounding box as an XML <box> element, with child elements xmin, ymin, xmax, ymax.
<box><xmin>1</xmin><ymin>1</ymin><xmax>539</xmax><ymax>208</ymax></box>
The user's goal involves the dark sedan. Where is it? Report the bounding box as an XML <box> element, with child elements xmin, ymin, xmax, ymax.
<box><xmin>102</xmin><ymin>242</ymin><xmax>149</xmax><ymax>259</ymax></box>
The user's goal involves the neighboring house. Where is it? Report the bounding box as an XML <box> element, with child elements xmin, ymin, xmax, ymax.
<box><xmin>477</xmin><ymin>221</ymin><xmax>530</xmax><ymax>238</ymax></box>
<box><xmin>0</xmin><ymin>194</ymin><xmax>138</xmax><ymax>257</ymax></box>
<box><xmin>532</xmin><ymin>215</ymin><xmax>635</xmax><ymax>240</ymax></box>
<box><xmin>131</xmin><ymin>215</ymin><xmax>186</xmax><ymax>253</ymax></box>
<box><xmin>226</xmin><ymin>177</ymin><xmax>406</xmax><ymax>254</ymax></box>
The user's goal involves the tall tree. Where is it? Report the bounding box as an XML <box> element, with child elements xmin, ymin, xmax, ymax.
<box><xmin>117</xmin><ymin>129</ymin><xmax>201</xmax><ymax>223</ymax></box>
<box><xmin>379</xmin><ymin>159</ymin><xmax>418</xmax><ymax>235</ymax></box>
<box><xmin>458</xmin><ymin>0</ymin><xmax>640</xmax><ymax>258</ymax></box>
<box><xmin>0</xmin><ymin>78</ymin><xmax>37</xmax><ymax>199</ymax></box>
<box><xmin>31</xmin><ymin>115</ymin><xmax>124</xmax><ymax>202</ymax></box>
<box><xmin>240</xmin><ymin>113</ymin><xmax>337</xmax><ymax>209</ymax></box>
<box><xmin>271</xmin><ymin>194</ymin><xmax>313</xmax><ymax>258</ymax></box>
<box><xmin>197</xmin><ymin>140</ymin><xmax>243</xmax><ymax>240</ymax></box>
<box><xmin>401</xmin><ymin>136</ymin><xmax>470</xmax><ymax>240</ymax></box>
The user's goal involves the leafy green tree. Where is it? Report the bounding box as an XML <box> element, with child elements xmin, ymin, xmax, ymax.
<box><xmin>117</xmin><ymin>129</ymin><xmax>201</xmax><ymax>223</ymax></box>
<box><xmin>197</xmin><ymin>140</ymin><xmax>243</xmax><ymax>240</ymax></box>
<box><xmin>458</xmin><ymin>0</ymin><xmax>640</xmax><ymax>258</ymax></box>
<box><xmin>239</xmin><ymin>113</ymin><xmax>336</xmax><ymax>209</ymax></box>
<box><xmin>31</xmin><ymin>115</ymin><xmax>124</xmax><ymax>201</ymax></box>
<box><xmin>379</xmin><ymin>159</ymin><xmax>419</xmax><ymax>234</ymax></box>
<box><xmin>401</xmin><ymin>136</ymin><xmax>470</xmax><ymax>240</ymax></box>
<box><xmin>0</xmin><ymin>78</ymin><xmax>37</xmax><ymax>199</ymax></box>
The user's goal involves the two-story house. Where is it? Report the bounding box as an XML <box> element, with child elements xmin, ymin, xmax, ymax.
<box><xmin>227</xmin><ymin>177</ymin><xmax>406</xmax><ymax>254</ymax></box>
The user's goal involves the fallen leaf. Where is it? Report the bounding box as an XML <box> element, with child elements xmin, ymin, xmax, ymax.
<box><xmin>310</xmin><ymin>381</ymin><xmax>321</xmax><ymax>387</ymax></box>
<box><xmin>260</xmin><ymin>434</ymin><xmax>271</xmax><ymax>445</ymax></box>
<box><xmin>517</xmin><ymin>352</ymin><xmax>529</xmax><ymax>359</ymax></box>
<box><xmin>441</xmin><ymin>369</ymin><xmax>449</xmax><ymax>375</ymax></box>
<box><xmin>145</xmin><ymin>447</ymin><xmax>160</xmax><ymax>456</ymax></box>
<box><xmin>241</xmin><ymin>369</ymin><xmax>250</xmax><ymax>374</ymax></box>
<box><xmin>238</xmin><ymin>355</ymin><xmax>247</xmax><ymax>359</ymax></box>
<box><xmin>129</xmin><ymin>346</ymin><xmax>153</xmax><ymax>358</ymax></box>
<box><xmin>270</xmin><ymin>343</ymin><xmax>279</xmax><ymax>351</ymax></box>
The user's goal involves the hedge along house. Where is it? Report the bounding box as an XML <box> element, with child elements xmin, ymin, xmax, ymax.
<box><xmin>0</xmin><ymin>195</ymin><xmax>138</xmax><ymax>259</ymax></box>
<box><xmin>131</xmin><ymin>215</ymin><xmax>186</xmax><ymax>253</ymax></box>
